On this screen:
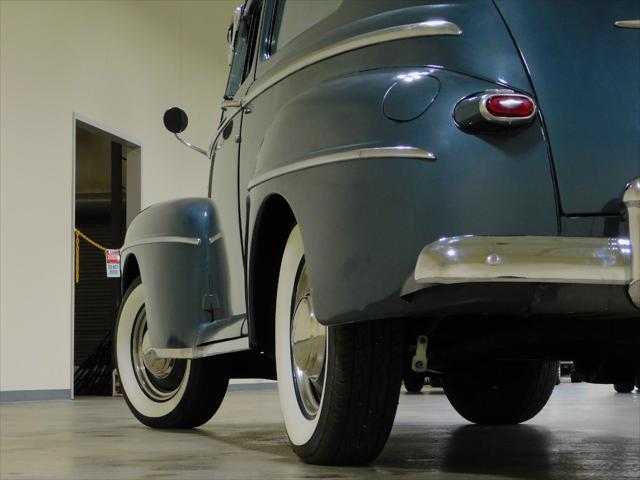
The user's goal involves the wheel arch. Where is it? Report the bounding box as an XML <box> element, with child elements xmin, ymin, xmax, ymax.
<box><xmin>247</xmin><ymin>193</ymin><xmax>296</xmax><ymax>356</ymax></box>
<box><xmin>121</xmin><ymin>253</ymin><xmax>140</xmax><ymax>294</ymax></box>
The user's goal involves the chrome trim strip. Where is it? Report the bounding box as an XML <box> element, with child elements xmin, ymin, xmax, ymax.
<box><xmin>207</xmin><ymin>21</ymin><xmax>461</xmax><ymax>158</ymax></box>
<box><xmin>623</xmin><ymin>177</ymin><xmax>640</xmax><ymax>306</ymax></box>
<box><xmin>415</xmin><ymin>236</ymin><xmax>633</xmax><ymax>286</ymax></box>
<box><xmin>243</xmin><ymin>20</ymin><xmax>462</xmax><ymax>106</ymax></box>
<box><xmin>209</xmin><ymin>232</ymin><xmax>223</xmax><ymax>244</ymax></box>
<box><xmin>248</xmin><ymin>146</ymin><xmax>435</xmax><ymax>190</ymax></box>
<box><xmin>151</xmin><ymin>336</ymin><xmax>250</xmax><ymax>359</ymax></box>
<box><xmin>121</xmin><ymin>236</ymin><xmax>201</xmax><ymax>252</ymax></box>
<box><xmin>614</xmin><ymin>19</ymin><xmax>640</xmax><ymax>29</ymax></box>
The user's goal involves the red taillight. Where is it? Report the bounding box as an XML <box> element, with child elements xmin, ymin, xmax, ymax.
<box><xmin>454</xmin><ymin>90</ymin><xmax>537</xmax><ymax>132</ymax></box>
<box><xmin>485</xmin><ymin>95</ymin><xmax>535</xmax><ymax>118</ymax></box>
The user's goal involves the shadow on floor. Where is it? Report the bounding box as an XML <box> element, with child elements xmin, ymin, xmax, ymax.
<box><xmin>189</xmin><ymin>422</ymin><xmax>557</xmax><ymax>477</ymax></box>
<box><xmin>185</xmin><ymin>420</ymin><xmax>635</xmax><ymax>479</ymax></box>
<box><xmin>381</xmin><ymin>424</ymin><xmax>557</xmax><ymax>478</ymax></box>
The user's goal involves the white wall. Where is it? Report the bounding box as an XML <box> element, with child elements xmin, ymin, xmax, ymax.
<box><xmin>0</xmin><ymin>0</ymin><xmax>237</xmax><ymax>394</ymax></box>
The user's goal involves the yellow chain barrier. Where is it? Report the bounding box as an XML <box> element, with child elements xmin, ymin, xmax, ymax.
<box><xmin>75</xmin><ymin>229</ymin><xmax>114</xmax><ymax>284</ymax></box>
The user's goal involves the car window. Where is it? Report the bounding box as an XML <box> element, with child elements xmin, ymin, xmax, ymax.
<box><xmin>270</xmin><ymin>0</ymin><xmax>342</xmax><ymax>55</ymax></box>
<box><xmin>225</xmin><ymin>3</ymin><xmax>262</xmax><ymax>99</ymax></box>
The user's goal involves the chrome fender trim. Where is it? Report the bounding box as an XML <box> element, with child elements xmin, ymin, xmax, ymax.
<box><xmin>120</xmin><ymin>235</ymin><xmax>201</xmax><ymax>252</ymax></box>
<box><xmin>614</xmin><ymin>20</ymin><xmax>640</xmax><ymax>29</ymax></box>
<box><xmin>243</xmin><ymin>20</ymin><xmax>462</xmax><ymax>106</ymax></box>
<box><xmin>248</xmin><ymin>146</ymin><xmax>435</xmax><ymax>190</ymax></box>
<box><xmin>210</xmin><ymin>20</ymin><xmax>461</xmax><ymax>157</ymax></box>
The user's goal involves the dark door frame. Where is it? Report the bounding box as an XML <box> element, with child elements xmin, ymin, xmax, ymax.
<box><xmin>71</xmin><ymin>113</ymin><xmax>142</xmax><ymax>398</ymax></box>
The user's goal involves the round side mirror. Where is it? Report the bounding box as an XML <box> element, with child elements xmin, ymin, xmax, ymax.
<box><xmin>163</xmin><ymin>107</ymin><xmax>189</xmax><ymax>134</ymax></box>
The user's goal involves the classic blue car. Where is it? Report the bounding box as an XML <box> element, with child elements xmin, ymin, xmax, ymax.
<box><xmin>115</xmin><ymin>0</ymin><xmax>639</xmax><ymax>465</ymax></box>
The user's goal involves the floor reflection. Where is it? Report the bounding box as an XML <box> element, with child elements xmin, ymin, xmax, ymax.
<box><xmin>378</xmin><ymin>424</ymin><xmax>553</xmax><ymax>473</ymax></box>
<box><xmin>378</xmin><ymin>422</ymin><xmax>638</xmax><ymax>479</ymax></box>
<box><xmin>440</xmin><ymin>425</ymin><xmax>554</xmax><ymax>479</ymax></box>
<box><xmin>2</xmin><ymin>386</ymin><xmax>638</xmax><ymax>480</ymax></box>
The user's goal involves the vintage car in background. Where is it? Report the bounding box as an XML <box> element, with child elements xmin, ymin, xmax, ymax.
<box><xmin>115</xmin><ymin>0</ymin><xmax>640</xmax><ymax>465</ymax></box>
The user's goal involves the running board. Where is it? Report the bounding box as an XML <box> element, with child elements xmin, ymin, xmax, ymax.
<box><xmin>151</xmin><ymin>336</ymin><xmax>250</xmax><ymax>359</ymax></box>
<box><xmin>151</xmin><ymin>314</ymin><xmax>250</xmax><ymax>359</ymax></box>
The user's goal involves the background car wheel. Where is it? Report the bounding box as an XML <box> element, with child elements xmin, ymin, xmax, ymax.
<box><xmin>443</xmin><ymin>360</ymin><xmax>559</xmax><ymax>424</ymax></box>
<box><xmin>404</xmin><ymin>373</ymin><xmax>425</xmax><ymax>393</ymax></box>
<box><xmin>275</xmin><ymin>225</ymin><xmax>404</xmax><ymax>465</ymax></box>
<box><xmin>428</xmin><ymin>375</ymin><xmax>443</xmax><ymax>388</ymax></box>
<box><xmin>116</xmin><ymin>278</ymin><xmax>229</xmax><ymax>428</ymax></box>
<box><xmin>613</xmin><ymin>383</ymin><xmax>635</xmax><ymax>393</ymax></box>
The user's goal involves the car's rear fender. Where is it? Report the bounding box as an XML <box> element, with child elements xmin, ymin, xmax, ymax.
<box><xmin>247</xmin><ymin>68</ymin><xmax>558</xmax><ymax>326</ymax></box>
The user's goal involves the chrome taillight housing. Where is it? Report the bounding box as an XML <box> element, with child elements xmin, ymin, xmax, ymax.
<box><xmin>454</xmin><ymin>89</ymin><xmax>537</xmax><ymax>133</ymax></box>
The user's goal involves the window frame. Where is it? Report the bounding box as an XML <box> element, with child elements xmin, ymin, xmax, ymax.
<box><xmin>223</xmin><ymin>0</ymin><xmax>263</xmax><ymax>100</ymax></box>
<box><xmin>262</xmin><ymin>0</ymin><xmax>342</xmax><ymax>60</ymax></box>
<box><xmin>261</xmin><ymin>0</ymin><xmax>281</xmax><ymax>61</ymax></box>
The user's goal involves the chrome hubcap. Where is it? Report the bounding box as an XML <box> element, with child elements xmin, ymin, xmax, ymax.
<box><xmin>290</xmin><ymin>263</ymin><xmax>326</xmax><ymax>418</ymax></box>
<box><xmin>140</xmin><ymin>333</ymin><xmax>174</xmax><ymax>379</ymax></box>
<box><xmin>131</xmin><ymin>309</ymin><xmax>182</xmax><ymax>401</ymax></box>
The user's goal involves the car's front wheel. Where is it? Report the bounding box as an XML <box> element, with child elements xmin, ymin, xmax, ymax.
<box><xmin>443</xmin><ymin>360</ymin><xmax>558</xmax><ymax>424</ymax></box>
<box><xmin>275</xmin><ymin>225</ymin><xmax>404</xmax><ymax>465</ymax></box>
<box><xmin>115</xmin><ymin>278</ymin><xmax>229</xmax><ymax>428</ymax></box>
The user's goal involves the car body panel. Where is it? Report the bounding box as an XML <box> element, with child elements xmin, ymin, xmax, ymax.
<box><xmin>123</xmin><ymin>0</ymin><xmax>639</xmax><ymax>360</ymax></box>
<box><xmin>495</xmin><ymin>0</ymin><xmax>640</xmax><ymax>214</ymax></box>
<box><xmin>256</xmin><ymin>0</ymin><xmax>532</xmax><ymax>92</ymax></box>
<box><xmin>120</xmin><ymin>198</ymin><xmax>239</xmax><ymax>350</ymax></box>
<box><xmin>210</xmin><ymin>113</ymin><xmax>246</xmax><ymax>318</ymax></box>
<box><xmin>244</xmin><ymin>67</ymin><xmax>557</xmax><ymax>324</ymax></box>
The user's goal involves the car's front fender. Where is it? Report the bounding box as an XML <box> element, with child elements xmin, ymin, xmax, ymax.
<box><xmin>120</xmin><ymin>198</ymin><xmax>232</xmax><ymax>350</ymax></box>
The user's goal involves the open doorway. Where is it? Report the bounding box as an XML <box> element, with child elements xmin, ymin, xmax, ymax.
<box><xmin>72</xmin><ymin>117</ymin><xmax>141</xmax><ymax>396</ymax></box>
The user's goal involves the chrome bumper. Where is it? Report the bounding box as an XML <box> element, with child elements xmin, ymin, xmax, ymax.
<box><xmin>415</xmin><ymin>178</ymin><xmax>640</xmax><ymax>308</ymax></box>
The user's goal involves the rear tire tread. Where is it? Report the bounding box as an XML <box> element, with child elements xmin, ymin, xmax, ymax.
<box><xmin>294</xmin><ymin>319</ymin><xmax>403</xmax><ymax>465</ymax></box>
<box><xmin>443</xmin><ymin>361</ymin><xmax>558</xmax><ymax>425</ymax></box>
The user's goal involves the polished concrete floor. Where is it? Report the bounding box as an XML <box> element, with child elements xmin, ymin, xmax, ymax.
<box><xmin>1</xmin><ymin>382</ymin><xmax>639</xmax><ymax>480</ymax></box>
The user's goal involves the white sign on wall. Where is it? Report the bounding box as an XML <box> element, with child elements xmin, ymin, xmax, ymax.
<box><xmin>105</xmin><ymin>249</ymin><xmax>121</xmax><ymax>278</ymax></box>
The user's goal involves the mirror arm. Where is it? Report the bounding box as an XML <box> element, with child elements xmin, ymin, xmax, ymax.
<box><xmin>174</xmin><ymin>133</ymin><xmax>209</xmax><ymax>157</ymax></box>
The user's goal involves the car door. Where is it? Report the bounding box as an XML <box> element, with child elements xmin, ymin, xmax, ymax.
<box><xmin>209</xmin><ymin>1</ymin><xmax>262</xmax><ymax>327</ymax></box>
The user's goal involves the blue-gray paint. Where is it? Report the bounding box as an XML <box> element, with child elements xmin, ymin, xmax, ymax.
<box><xmin>121</xmin><ymin>198</ymin><xmax>235</xmax><ymax>350</ymax></box>
<box><xmin>256</xmin><ymin>1</ymin><xmax>532</xmax><ymax>92</ymax></box>
<box><xmin>128</xmin><ymin>0</ymin><xmax>638</xmax><ymax>352</ymax></box>
<box><xmin>244</xmin><ymin>66</ymin><xmax>556</xmax><ymax>324</ymax></box>
<box><xmin>494</xmin><ymin>0</ymin><xmax>640</xmax><ymax>214</ymax></box>
<box><xmin>232</xmin><ymin>0</ymin><xmax>548</xmax><ymax>329</ymax></box>
<box><xmin>383</xmin><ymin>73</ymin><xmax>440</xmax><ymax>122</ymax></box>
<box><xmin>0</xmin><ymin>389</ymin><xmax>71</xmax><ymax>403</ymax></box>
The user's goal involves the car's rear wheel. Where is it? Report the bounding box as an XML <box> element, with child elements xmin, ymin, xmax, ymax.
<box><xmin>570</xmin><ymin>371</ymin><xmax>583</xmax><ymax>383</ymax></box>
<box><xmin>275</xmin><ymin>225</ymin><xmax>404</xmax><ymax>465</ymax></box>
<box><xmin>613</xmin><ymin>382</ymin><xmax>635</xmax><ymax>393</ymax></box>
<box><xmin>443</xmin><ymin>360</ymin><xmax>558</xmax><ymax>424</ymax></box>
<box><xmin>404</xmin><ymin>373</ymin><xmax>425</xmax><ymax>393</ymax></box>
<box><xmin>428</xmin><ymin>375</ymin><xmax>443</xmax><ymax>388</ymax></box>
<box><xmin>115</xmin><ymin>278</ymin><xmax>229</xmax><ymax>428</ymax></box>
